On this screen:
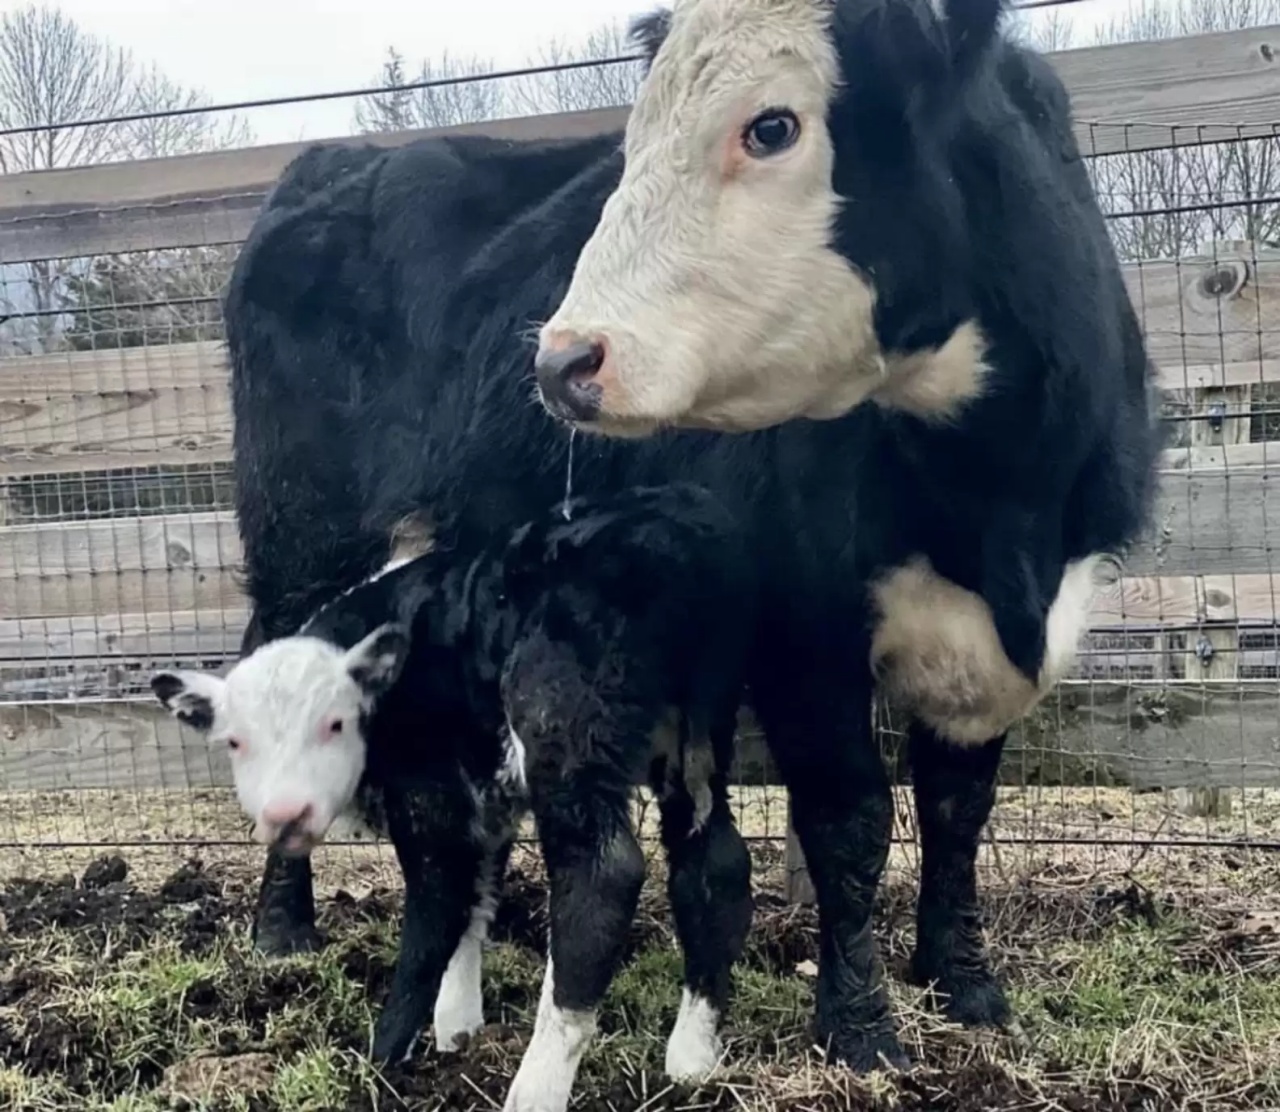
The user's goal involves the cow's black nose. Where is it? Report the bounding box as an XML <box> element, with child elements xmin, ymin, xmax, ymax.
<box><xmin>535</xmin><ymin>339</ymin><xmax>605</xmax><ymax>421</ymax></box>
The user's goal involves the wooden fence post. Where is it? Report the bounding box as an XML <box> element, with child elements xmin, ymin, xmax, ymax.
<box><xmin>785</xmin><ymin>804</ymin><xmax>816</xmax><ymax>906</ymax></box>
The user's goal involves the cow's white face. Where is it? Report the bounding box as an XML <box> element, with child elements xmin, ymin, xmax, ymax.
<box><xmin>151</xmin><ymin>626</ymin><xmax>408</xmax><ymax>853</ymax></box>
<box><xmin>536</xmin><ymin>0</ymin><xmax>884</xmax><ymax>436</ymax></box>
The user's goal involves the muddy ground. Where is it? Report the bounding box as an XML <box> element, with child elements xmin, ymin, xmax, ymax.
<box><xmin>0</xmin><ymin>849</ymin><xmax>1278</xmax><ymax>1111</ymax></box>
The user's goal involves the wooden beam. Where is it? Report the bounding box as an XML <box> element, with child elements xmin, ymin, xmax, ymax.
<box><xmin>0</xmin><ymin>511</ymin><xmax>244</xmax><ymax>620</ymax></box>
<box><xmin>0</xmin><ymin>244</ymin><xmax>1275</xmax><ymax>482</ymax></box>
<box><xmin>0</xmin><ymin>29</ymin><xmax>1276</xmax><ymax>260</ymax></box>
<box><xmin>1053</xmin><ymin>23</ymin><xmax>1280</xmax><ymax>157</ymax></box>
<box><xmin>0</xmin><ymin>342</ymin><xmax>232</xmax><ymax>478</ymax></box>
<box><xmin>0</xmin><ymin>607</ymin><xmax>247</xmax><ymax>662</ymax></box>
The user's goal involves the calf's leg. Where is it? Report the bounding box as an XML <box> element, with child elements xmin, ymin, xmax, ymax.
<box><xmin>754</xmin><ymin>662</ymin><xmax>906</xmax><ymax>1073</ymax></box>
<box><xmin>909</xmin><ymin>725</ymin><xmax>1009</xmax><ymax>1027</ymax></box>
<box><xmin>657</xmin><ymin>723</ymin><xmax>752</xmax><ymax>1082</ymax></box>
<box><xmin>434</xmin><ymin>835</ymin><xmax>515</xmax><ymax>1051</ymax></box>
<box><xmin>372</xmin><ymin>784</ymin><xmax>489</xmax><ymax>1065</ymax></box>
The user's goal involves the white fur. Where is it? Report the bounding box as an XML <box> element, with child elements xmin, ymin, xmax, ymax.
<box><xmin>434</xmin><ymin>909</ymin><xmax>489</xmax><ymax>1051</ymax></box>
<box><xmin>539</xmin><ymin>0</ymin><xmax>884</xmax><ymax>435</ymax></box>
<box><xmin>499</xmin><ymin>722</ymin><xmax>529</xmax><ymax>792</ymax></box>
<box><xmin>870</xmin><ymin>552</ymin><xmax>1107</xmax><ymax>745</ymax></box>
<box><xmin>665</xmin><ymin>989</ymin><xmax>723</xmax><ymax>1082</ymax></box>
<box><xmin>504</xmin><ymin>954</ymin><xmax>597</xmax><ymax>1112</ymax></box>
<box><xmin>153</xmin><ymin>622</ymin><xmax>404</xmax><ymax>843</ymax></box>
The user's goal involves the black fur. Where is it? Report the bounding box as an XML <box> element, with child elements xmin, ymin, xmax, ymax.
<box><xmin>289</xmin><ymin>484</ymin><xmax>755</xmax><ymax>1062</ymax></box>
<box><xmin>224</xmin><ymin>0</ymin><xmax>1160</xmax><ymax>1073</ymax></box>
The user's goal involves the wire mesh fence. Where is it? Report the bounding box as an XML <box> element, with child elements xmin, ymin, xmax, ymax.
<box><xmin>0</xmin><ymin>40</ymin><xmax>1279</xmax><ymax>894</ymax></box>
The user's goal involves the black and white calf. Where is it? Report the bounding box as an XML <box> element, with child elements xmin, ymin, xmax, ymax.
<box><xmin>153</xmin><ymin>484</ymin><xmax>755</xmax><ymax>1109</ymax></box>
<box><xmin>220</xmin><ymin>0</ymin><xmax>1160</xmax><ymax>1080</ymax></box>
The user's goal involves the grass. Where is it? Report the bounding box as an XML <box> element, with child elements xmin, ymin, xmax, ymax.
<box><xmin>0</xmin><ymin>844</ymin><xmax>1277</xmax><ymax>1111</ymax></box>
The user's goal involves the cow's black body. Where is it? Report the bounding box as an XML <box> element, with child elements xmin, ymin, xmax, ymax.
<box><xmin>226</xmin><ymin>0</ymin><xmax>1160</xmax><ymax>1071</ymax></box>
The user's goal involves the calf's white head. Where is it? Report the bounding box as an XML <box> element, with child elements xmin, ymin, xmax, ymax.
<box><xmin>535</xmin><ymin>0</ymin><xmax>1004</xmax><ymax>435</ymax></box>
<box><xmin>151</xmin><ymin>625</ymin><xmax>409</xmax><ymax>854</ymax></box>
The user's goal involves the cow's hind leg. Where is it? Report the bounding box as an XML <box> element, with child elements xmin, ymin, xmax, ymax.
<box><xmin>657</xmin><ymin>718</ymin><xmax>752</xmax><ymax>1083</ymax></box>
<box><xmin>909</xmin><ymin>725</ymin><xmax>1010</xmax><ymax>1027</ymax></box>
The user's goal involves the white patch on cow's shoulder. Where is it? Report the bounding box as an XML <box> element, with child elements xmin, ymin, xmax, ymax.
<box><xmin>539</xmin><ymin>0</ymin><xmax>885</xmax><ymax>435</ymax></box>
<box><xmin>503</xmin><ymin>952</ymin><xmax>597</xmax><ymax>1112</ymax></box>
<box><xmin>872</xmin><ymin>321</ymin><xmax>992</xmax><ymax>423</ymax></box>
<box><xmin>665</xmin><ymin>989</ymin><xmax>723</xmax><ymax>1082</ymax></box>
<box><xmin>870</xmin><ymin>553</ymin><xmax>1107</xmax><ymax>745</ymax></box>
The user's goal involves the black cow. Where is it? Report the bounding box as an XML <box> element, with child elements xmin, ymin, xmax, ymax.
<box><xmin>195</xmin><ymin>0</ymin><xmax>1158</xmax><ymax>1083</ymax></box>
<box><xmin>153</xmin><ymin>484</ymin><xmax>755</xmax><ymax>1106</ymax></box>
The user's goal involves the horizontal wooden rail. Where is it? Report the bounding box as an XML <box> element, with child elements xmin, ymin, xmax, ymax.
<box><xmin>0</xmin><ymin>27</ymin><xmax>1276</xmax><ymax>261</ymax></box>
<box><xmin>5</xmin><ymin>509</ymin><xmax>1280</xmax><ymax>640</ymax></box>
<box><xmin>2</xmin><ymin>244</ymin><xmax>1277</xmax><ymax>478</ymax></box>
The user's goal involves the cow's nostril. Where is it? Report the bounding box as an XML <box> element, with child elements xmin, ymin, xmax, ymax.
<box><xmin>536</xmin><ymin>338</ymin><xmax>606</xmax><ymax>386</ymax></box>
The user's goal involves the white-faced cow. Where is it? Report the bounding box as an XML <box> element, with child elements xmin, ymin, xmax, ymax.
<box><xmin>536</xmin><ymin>0</ymin><xmax>1161</xmax><ymax>1070</ymax></box>
<box><xmin>154</xmin><ymin>485</ymin><xmax>756</xmax><ymax>1109</ymax></box>
<box><xmin>205</xmin><ymin>0</ymin><xmax>1158</xmax><ymax>1085</ymax></box>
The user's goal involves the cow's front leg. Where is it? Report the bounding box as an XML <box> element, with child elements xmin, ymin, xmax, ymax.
<box><xmin>909</xmin><ymin>724</ymin><xmax>1010</xmax><ymax>1028</ymax></box>
<box><xmin>503</xmin><ymin>785</ymin><xmax>644</xmax><ymax>1112</ymax></box>
<box><xmin>371</xmin><ymin>784</ymin><xmax>485</xmax><ymax>1065</ymax></box>
<box><xmin>657</xmin><ymin>720</ymin><xmax>752</xmax><ymax>1083</ymax></box>
<box><xmin>252</xmin><ymin>849</ymin><xmax>321</xmax><ymax>956</ymax></box>
<box><xmin>754</xmin><ymin>660</ymin><xmax>906</xmax><ymax>1074</ymax></box>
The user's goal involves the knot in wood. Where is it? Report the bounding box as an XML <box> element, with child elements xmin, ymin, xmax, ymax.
<box><xmin>1198</xmin><ymin>261</ymin><xmax>1247</xmax><ymax>300</ymax></box>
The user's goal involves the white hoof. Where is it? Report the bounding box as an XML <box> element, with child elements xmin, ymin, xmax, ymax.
<box><xmin>664</xmin><ymin>990</ymin><xmax>722</xmax><ymax>1083</ymax></box>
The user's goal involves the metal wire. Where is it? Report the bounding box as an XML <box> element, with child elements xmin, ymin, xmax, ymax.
<box><xmin>0</xmin><ymin>0</ymin><xmax>1095</xmax><ymax>140</ymax></box>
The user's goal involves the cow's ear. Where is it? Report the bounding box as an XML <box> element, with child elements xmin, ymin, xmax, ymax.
<box><xmin>151</xmin><ymin>670</ymin><xmax>224</xmax><ymax>732</ymax></box>
<box><xmin>345</xmin><ymin>623</ymin><xmax>410</xmax><ymax>699</ymax></box>
<box><xmin>629</xmin><ymin>8</ymin><xmax>672</xmax><ymax>70</ymax></box>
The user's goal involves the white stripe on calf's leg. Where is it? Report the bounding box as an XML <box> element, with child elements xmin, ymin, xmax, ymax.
<box><xmin>665</xmin><ymin>988</ymin><xmax>723</xmax><ymax>1082</ymax></box>
<box><xmin>503</xmin><ymin>951</ymin><xmax>597</xmax><ymax>1112</ymax></box>
<box><xmin>433</xmin><ymin>907</ymin><xmax>489</xmax><ymax>1052</ymax></box>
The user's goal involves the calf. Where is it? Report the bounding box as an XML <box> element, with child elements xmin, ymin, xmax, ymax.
<box><xmin>153</xmin><ymin>484</ymin><xmax>756</xmax><ymax>1108</ymax></box>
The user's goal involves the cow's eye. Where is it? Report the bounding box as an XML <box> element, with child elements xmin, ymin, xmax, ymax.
<box><xmin>227</xmin><ymin>737</ymin><xmax>243</xmax><ymax>753</ymax></box>
<box><xmin>742</xmin><ymin>109</ymin><xmax>800</xmax><ymax>158</ymax></box>
<box><xmin>327</xmin><ymin>718</ymin><xmax>344</xmax><ymax>737</ymax></box>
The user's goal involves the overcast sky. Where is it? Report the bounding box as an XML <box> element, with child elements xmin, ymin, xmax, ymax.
<box><xmin>3</xmin><ymin>0</ymin><xmax>1138</xmax><ymax>147</ymax></box>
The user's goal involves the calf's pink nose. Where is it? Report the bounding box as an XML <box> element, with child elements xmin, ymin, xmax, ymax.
<box><xmin>262</xmin><ymin>800</ymin><xmax>313</xmax><ymax>827</ymax></box>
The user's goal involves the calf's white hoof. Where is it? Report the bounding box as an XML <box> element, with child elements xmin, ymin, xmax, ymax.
<box><xmin>664</xmin><ymin>990</ymin><xmax>723</xmax><ymax>1083</ymax></box>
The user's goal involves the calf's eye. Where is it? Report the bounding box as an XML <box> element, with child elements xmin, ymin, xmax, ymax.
<box><xmin>227</xmin><ymin>737</ymin><xmax>242</xmax><ymax>753</ymax></box>
<box><xmin>327</xmin><ymin>718</ymin><xmax>344</xmax><ymax>736</ymax></box>
<box><xmin>743</xmin><ymin>109</ymin><xmax>800</xmax><ymax>158</ymax></box>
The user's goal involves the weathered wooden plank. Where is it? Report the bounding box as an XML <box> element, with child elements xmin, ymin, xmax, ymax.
<box><xmin>0</xmin><ymin>341</ymin><xmax>233</xmax><ymax>477</ymax></box>
<box><xmin>0</xmin><ymin>30</ymin><xmax>1275</xmax><ymax>260</ymax></box>
<box><xmin>1127</xmin><ymin>248</ymin><xmax>1280</xmax><ymax>371</ymax></box>
<box><xmin>1054</xmin><ymin>23</ymin><xmax>1280</xmax><ymax>157</ymax></box>
<box><xmin>0</xmin><ymin>699</ymin><xmax>233</xmax><ymax>792</ymax></box>
<box><xmin>0</xmin><ymin>607</ymin><xmax>248</xmax><ymax>663</ymax></box>
<box><xmin>1010</xmin><ymin>682</ymin><xmax>1280</xmax><ymax>790</ymax></box>
<box><xmin>4</xmin><ymin>679</ymin><xmax>1276</xmax><ymax>794</ymax></box>
<box><xmin>0</xmin><ymin>512</ymin><xmax>244</xmax><ymax>619</ymax></box>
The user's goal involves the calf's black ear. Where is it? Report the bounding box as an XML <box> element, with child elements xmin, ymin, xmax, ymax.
<box><xmin>345</xmin><ymin>622</ymin><xmax>411</xmax><ymax>699</ymax></box>
<box><xmin>151</xmin><ymin>670</ymin><xmax>222</xmax><ymax>732</ymax></box>
<box><xmin>629</xmin><ymin>8</ymin><xmax>672</xmax><ymax>70</ymax></box>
